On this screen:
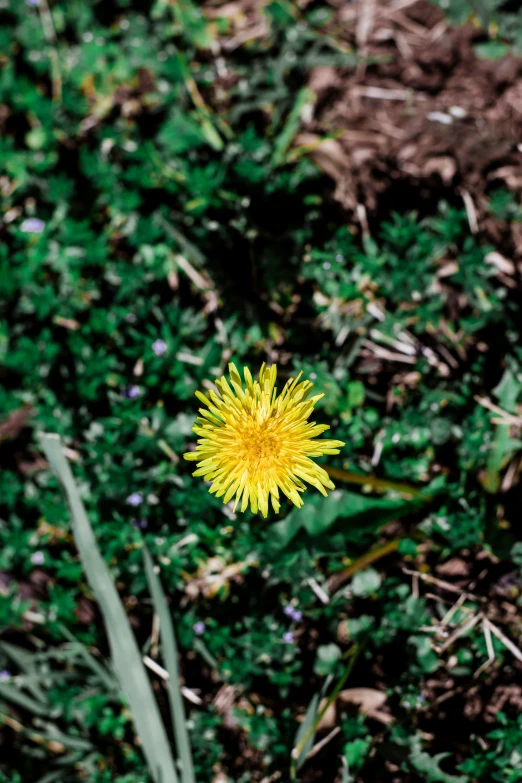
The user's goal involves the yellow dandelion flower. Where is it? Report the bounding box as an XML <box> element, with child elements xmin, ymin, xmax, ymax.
<box><xmin>183</xmin><ymin>362</ymin><xmax>345</xmax><ymax>518</ymax></box>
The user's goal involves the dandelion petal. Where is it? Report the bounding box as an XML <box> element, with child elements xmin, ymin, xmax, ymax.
<box><xmin>183</xmin><ymin>363</ymin><xmax>344</xmax><ymax>518</ymax></box>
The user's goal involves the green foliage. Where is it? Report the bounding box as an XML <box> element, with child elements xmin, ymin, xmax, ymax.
<box><xmin>0</xmin><ymin>636</ymin><xmax>148</xmax><ymax>782</ymax></box>
<box><xmin>460</xmin><ymin>713</ymin><xmax>522</xmax><ymax>781</ymax></box>
<box><xmin>344</xmin><ymin>736</ymin><xmax>371</xmax><ymax>773</ymax></box>
<box><xmin>408</xmin><ymin>734</ymin><xmax>468</xmax><ymax>782</ymax></box>
<box><xmin>314</xmin><ymin>644</ymin><xmax>342</xmax><ymax>676</ymax></box>
<box><xmin>432</xmin><ymin>0</ymin><xmax>522</xmax><ymax>54</ymax></box>
<box><xmin>2</xmin><ymin>0</ymin><xmax>522</xmax><ymax>781</ymax></box>
<box><xmin>12</xmin><ymin>434</ymin><xmax>193</xmax><ymax>783</ymax></box>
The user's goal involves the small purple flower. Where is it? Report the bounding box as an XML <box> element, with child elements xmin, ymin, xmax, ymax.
<box><xmin>20</xmin><ymin>217</ymin><xmax>45</xmax><ymax>233</ymax></box>
<box><xmin>284</xmin><ymin>605</ymin><xmax>302</xmax><ymax>622</ymax></box>
<box><xmin>124</xmin><ymin>385</ymin><xmax>140</xmax><ymax>399</ymax></box>
<box><xmin>193</xmin><ymin>621</ymin><xmax>205</xmax><ymax>636</ymax></box>
<box><xmin>132</xmin><ymin>519</ymin><xmax>148</xmax><ymax>530</ymax></box>
<box><xmin>27</xmin><ymin>0</ymin><xmax>41</xmax><ymax>6</ymax></box>
<box><xmin>282</xmin><ymin>631</ymin><xmax>294</xmax><ymax>644</ymax></box>
<box><xmin>152</xmin><ymin>339</ymin><xmax>167</xmax><ymax>357</ymax></box>
<box><xmin>126</xmin><ymin>492</ymin><xmax>143</xmax><ymax>507</ymax></box>
<box><xmin>126</xmin><ymin>313</ymin><xmax>137</xmax><ymax>323</ymax></box>
<box><xmin>31</xmin><ymin>551</ymin><xmax>45</xmax><ymax>566</ymax></box>
<box><xmin>0</xmin><ymin>670</ymin><xmax>11</xmax><ymax>682</ymax></box>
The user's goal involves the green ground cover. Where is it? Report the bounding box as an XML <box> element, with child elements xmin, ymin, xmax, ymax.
<box><xmin>1</xmin><ymin>1</ymin><xmax>522</xmax><ymax>781</ymax></box>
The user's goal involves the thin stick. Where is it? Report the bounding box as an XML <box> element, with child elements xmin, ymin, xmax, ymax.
<box><xmin>468</xmin><ymin>568</ymin><xmax>489</xmax><ymax>592</ymax></box>
<box><xmin>144</xmin><ymin>655</ymin><xmax>168</xmax><ymax>680</ymax></box>
<box><xmin>412</xmin><ymin>572</ymin><xmax>419</xmax><ymax>599</ymax></box>
<box><xmin>180</xmin><ymin>687</ymin><xmax>202</xmax><ymax>706</ymax></box>
<box><xmin>363</xmin><ymin>339</ymin><xmax>417</xmax><ymax>364</ymax></box>
<box><xmin>402</xmin><ymin>569</ymin><xmax>479</xmax><ymax>599</ymax></box>
<box><xmin>436</xmin><ymin>613</ymin><xmax>482</xmax><ymax>653</ymax></box>
<box><xmin>501</xmin><ymin>458</ymin><xmax>519</xmax><ymax>492</ymax></box>
<box><xmin>460</xmin><ymin>190</ymin><xmax>479</xmax><ymax>234</ymax></box>
<box><xmin>144</xmin><ymin>656</ymin><xmax>202</xmax><ymax>705</ymax></box>
<box><xmin>484</xmin><ymin>621</ymin><xmax>495</xmax><ymax>661</ymax></box>
<box><xmin>474</xmin><ymin>621</ymin><xmax>495</xmax><ymax>678</ymax></box>
<box><xmin>259</xmin><ymin>773</ymin><xmax>282</xmax><ymax>783</ymax></box>
<box><xmin>354</xmin><ymin>86</ymin><xmax>412</xmax><ymax>101</ymax></box>
<box><xmin>306</xmin><ymin>727</ymin><xmax>341</xmax><ymax>760</ymax></box>
<box><xmin>484</xmin><ymin>618</ymin><xmax>522</xmax><ymax>663</ymax></box>
<box><xmin>474</xmin><ymin>395</ymin><xmax>521</xmax><ymax>426</ymax></box>
<box><xmin>151</xmin><ymin>613</ymin><xmax>160</xmax><ymax>659</ymax></box>
<box><xmin>424</xmin><ymin>592</ymin><xmax>462</xmax><ymax>608</ymax></box>
<box><xmin>432</xmin><ymin>688</ymin><xmax>458</xmax><ymax>706</ymax></box>
<box><xmin>439</xmin><ymin>593</ymin><xmax>468</xmax><ymax>627</ymax></box>
<box><xmin>307</xmin><ymin>577</ymin><xmax>330</xmax><ymax>605</ymax></box>
<box><xmin>328</xmin><ymin>539</ymin><xmax>400</xmax><ymax>593</ymax></box>
<box><xmin>175</xmin><ymin>254</ymin><xmax>212</xmax><ymax>291</ymax></box>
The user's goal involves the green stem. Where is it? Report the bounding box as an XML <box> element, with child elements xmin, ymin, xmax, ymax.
<box><xmin>325</xmin><ymin>466</ymin><xmax>428</xmax><ymax>498</ymax></box>
<box><xmin>290</xmin><ymin>641</ymin><xmax>365</xmax><ymax>780</ymax></box>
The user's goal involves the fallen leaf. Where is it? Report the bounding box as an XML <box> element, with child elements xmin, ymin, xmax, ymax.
<box><xmin>0</xmin><ymin>404</ymin><xmax>34</xmax><ymax>442</ymax></box>
<box><xmin>338</xmin><ymin>687</ymin><xmax>393</xmax><ymax>723</ymax></box>
<box><xmin>316</xmin><ymin>698</ymin><xmax>336</xmax><ymax>730</ymax></box>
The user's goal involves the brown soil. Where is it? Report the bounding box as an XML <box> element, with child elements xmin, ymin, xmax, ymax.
<box><xmin>300</xmin><ymin>0</ymin><xmax>522</xmax><ymax>254</ymax></box>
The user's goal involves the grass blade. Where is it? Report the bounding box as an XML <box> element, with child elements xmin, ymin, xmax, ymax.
<box><xmin>291</xmin><ymin>674</ymin><xmax>333</xmax><ymax>775</ymax></box>
<box><xmin>36</xmin><ymin>772</ymin><xmax>68</xmax><ymax>783</ymax></box>
<box><xmin>0</xmin><ymin>642</ymin><xmax>49</xmax><ymax>705</ymax></box>
<box><xmin>0</xmin><ymin>682</ymin><xmax>50</xmax><ymax>716</ymax></box>
<box><xmin>272</xmin><ymin>87</ymin><xmax>316</xmax><ymax>167</ymax></box>
<box><xmin>39</xmin><ymin>724</ymin><xmax>93</xmax><ymax>752</ymax></box>
<box><xmin>194</xmin><ymin>637</ymin><xmax>220</xmax><ymax>671</ymax></box>
<box><xmin>292</xmin><ymin>691</ymin><xmax>320</xmax><ymax>773</ymax></box>
<box><xmin>38</xmin><ymin>432</ymin><xmax>178</xmax><ymax>783</ymax></box>
<box><xmin>0</xmin><ymin>641</ymin><xmax>42</xmax><ymax>672</ymax></box>
<box><xmin>57</xmin><ymin>624</ymin><xmax>116</xmax><ymax>692</ymax></box>
<box><xmin>291</xmin><ymin>643</ymin><xmax>365</xmax><ymax>778</ymax></box>
<box><xmin>143</xmin><ymin>545</ymin><xmax>195</xmax><ymax>783</ymax></box>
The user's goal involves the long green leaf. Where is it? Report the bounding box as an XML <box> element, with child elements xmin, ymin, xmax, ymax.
<box><xmin>292</xmin><ymin>691</ymin><xmax>320</xmax><ymax>772</ymax></box>
<box><xmin>38</xmin><ymin>433</ymin><xmax>178</xmax><ymax>783</ymax></box>
<box><xmin>291</xmin><ymin>673</ymin><xmax>332</xmax><ymax>775</ymax></box>
<box><xmin>291</xmin><ymin>644</ymin><xmax>364</xmax><ymax>778</ymax></box>
<box><xmin>272</xmin><ymin>87</ymin><xmax>316</xmax><ymax>167</ymax></box>
<box><xmin>57</xmin><ymin>624</ymin><xmax>116</xmax><ymax>692</ymax></box>
<box><xmin>40</xmin><ymin>723</ymin><xmax>93</xmax><ymax>752</ymax></box>
<box><xmin>484</xmin><ymin>369</ymin><xmax>522</xmax><ymax>493</ymax></box>
<box><xmin>0</xmin><ymin>642</ymin><xmax>49</xmax><ymax>705</ymax></box>
<box><xmin>0</xmin><ymin>682</ymin><xmax>50</xmax><ymax>716</ymax></box>
<box><xmin>0</xmin><ymin>641</ymin><xmax>42</xmax><ymax>673</ymax></box>
<box><xmin>269</xmin><ymin>489</ymin><xmax>416</xmax><ymax>550</ymax></box>
<box><xmin>36</xmin><ymin>771</ymin><xmax>68</xmax><ymax>783</ymax></box>
<box><xmin>143</xmin><ymin>545</ymin><xmax>195</xmax><ymax>783</ymax></box>
<box><xmin>194</xmin><ymin>638</ymin><xmax>220</xmax><ymax>670</ymax></box>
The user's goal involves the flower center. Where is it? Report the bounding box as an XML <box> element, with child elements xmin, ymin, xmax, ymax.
<box><xmin>233</xmin><ymin>420</ymin><xmax>283</xmax><ymax>471</ymax></box>
<box><xmin>245</xmin><ymin>431</ymin><xmax>279</xmax><ymax>461</ymax></box>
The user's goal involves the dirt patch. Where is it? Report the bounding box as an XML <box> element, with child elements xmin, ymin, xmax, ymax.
<box><xmin>300</xmin><ymin>0</ymin><xmax>522</xmax><ymax>251</ymax></box>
